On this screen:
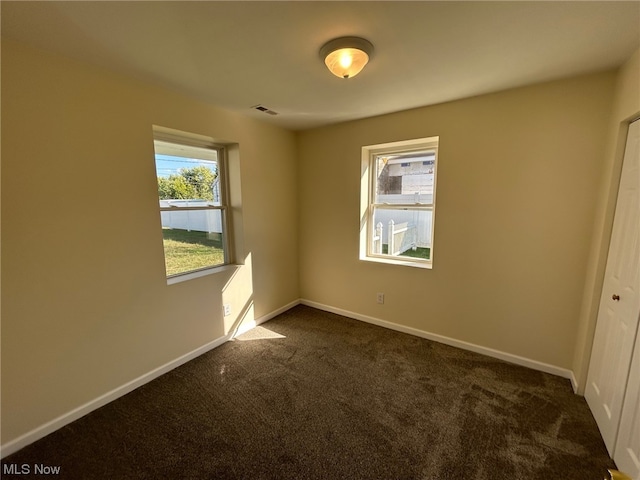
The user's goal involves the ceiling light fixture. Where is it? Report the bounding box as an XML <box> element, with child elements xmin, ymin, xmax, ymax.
<box><xmin>320</xmin><ymin>36</ymin><xmax>374</xmax><ymax>79</ymax></box>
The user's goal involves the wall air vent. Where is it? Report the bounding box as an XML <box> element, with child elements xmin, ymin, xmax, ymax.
<box><xmin>252</xmin><ymin>104</ymin><xmax>279</xmax><ymax>116</ymax></box>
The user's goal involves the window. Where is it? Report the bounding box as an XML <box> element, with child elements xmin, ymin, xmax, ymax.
<box><xmin>360</xmin><ymin>137</ymin><xmax>438</xmax><ymax>268</ymax></box>
<box><xmin>153</xmin><ymin>128</ymin><xmax>230</xmax><ymax>279</ymax></box>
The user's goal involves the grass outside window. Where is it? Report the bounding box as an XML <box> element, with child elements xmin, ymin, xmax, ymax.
<box><xmin>162</xmin><ymin>228</ymin><xmax>225</xmax><ymax>276</ymax></box>
<box><xmin>381</xmin><ymin>245</ymin><xmax>431</xmax><ymax>260</ymax></box>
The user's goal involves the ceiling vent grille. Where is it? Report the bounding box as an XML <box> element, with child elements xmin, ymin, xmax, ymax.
<box><xmin>252</xmin><ymin>104</ymin><xmax>278</xmax><ymax>116</ymax></box>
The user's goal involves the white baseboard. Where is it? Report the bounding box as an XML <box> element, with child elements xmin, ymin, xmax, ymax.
<box><xmin>300</xmin><ymin>299</ymin><xmax>576</xmax><ymax>384</ymax></box>
<box><xmin>570</xmin><ymin>370</ymin><xmax>579</xmax><ymax>394</ymax></box>
<box><xmin>1</xmin><ymin>300</ymin><xmax>300</xmax><ymax>459</ymax></box>
<box><xmin>264</xmin><ymin>299</ymin><xmax>301</xmax><ymax>322</ymax></box>
<box><xmin>241</xmin><ymin>299</ymin><xmax>301</xmax><ymax>333</ymax></box>
<box><xmin>230</xmin><ymin>300</ymin><xmax>300</xmax><ymax>339</ymax></box>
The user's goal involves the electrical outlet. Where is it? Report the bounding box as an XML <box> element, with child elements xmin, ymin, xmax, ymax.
<box><xmin>223</xmin><ymin>304</ymin><xmax>232</xmax><ymax>316</ymax></box>
<box><xmin>376</xmin><ymin>293</ymin><xmax>384</xmax><ymax>304</ymax></box>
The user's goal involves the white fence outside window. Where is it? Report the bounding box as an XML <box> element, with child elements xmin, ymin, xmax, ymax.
<box><xmin>159</xmin><ymin>200</ymin><xmax>223</xmax><ymax>233</ymax></box>
<box><xmin>373</xmin><ymin>220</ymin><xmax>419</xmax><ymax>255</ymax></box>
<box><xmin>373</xmin><ymin>194</ymin><xmax>433</xmax><ymax>254</ymax></box>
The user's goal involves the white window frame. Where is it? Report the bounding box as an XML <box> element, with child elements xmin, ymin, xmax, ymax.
<box><xmin>359</xmin><ymin>136</ymin><xmax>439</xmax><ymax>269</ymax></box>
<box><xmin>153</xmin><ymin>127</ymin><xmax>232</xmax><ymax>282</ymax></box>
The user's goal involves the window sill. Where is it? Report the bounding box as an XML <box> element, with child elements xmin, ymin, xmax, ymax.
<box><xmin>360</xmin><ymin>255</ymin><xmax>433</xmax><ymax>269</ymax></box>
<box><xmin>167</xmin><ymin>264</ymin><xmax>236</xmax><ymax>285</ymax></box>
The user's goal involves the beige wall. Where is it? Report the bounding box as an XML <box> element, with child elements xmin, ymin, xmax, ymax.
<box><xmin>1</xmin><ymin>39</ymin><xmax>299</xmax><ymax>444</ymax></box>
<box><xmin>572</xmin><ymin>48</ymin><xmax>640</xmax><ymax>393</ymax></box>
<box><xmin>298</xmin><ymin>71</ymin><xmax>616</xmax><ymax>371</ymax></box>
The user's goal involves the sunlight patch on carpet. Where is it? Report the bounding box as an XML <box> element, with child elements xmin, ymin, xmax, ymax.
<box><xmin>234</xmin><ymin>326</ymin><xmax>286</xmax><ymax>341</ymax></box>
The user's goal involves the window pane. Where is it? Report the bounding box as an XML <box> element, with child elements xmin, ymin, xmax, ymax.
<box><xmin>153</xmin><ymin>138</ymin><xmax>227</xmax><ymax>277</ymax></box>
<box><xmin>154</xmin><ymin>142</ymin><xmax>221</xmax><ymax>206</ymax></box>
<box><xmin>372</xmin><ymin>208</ymin><xmax>433</xmax><ymax>260</ymax></box>
<box><xmin>375</xmin><ymin>151</ymin><xmax>435</xmax><ymax>204</ymax></box>
<box><xmin>160</xmin><ymin>209</ymin><xmax>226</xmax><ymax>276</ymax></box>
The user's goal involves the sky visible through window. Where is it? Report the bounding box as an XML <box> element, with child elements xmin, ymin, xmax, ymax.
<box><xmin>155</xmin><ymin>154</ymin><xmax>217</xmax><ymax>178</ymax></box>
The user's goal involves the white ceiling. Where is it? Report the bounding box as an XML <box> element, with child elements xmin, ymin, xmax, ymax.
<box><xmin>2</xmin><ymin>1</ymin><xmax>639</xmax><ymax>131</ymax></box>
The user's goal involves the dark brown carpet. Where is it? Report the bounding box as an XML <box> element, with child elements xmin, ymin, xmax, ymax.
<box><xmin>2</xmin><ymin>305</ymin><xmax>615</xmax><ymax>479</ymax></box>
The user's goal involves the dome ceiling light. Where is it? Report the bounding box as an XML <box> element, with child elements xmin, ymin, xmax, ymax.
<box><xmin>320</xmin><ymin>36</ymin><xmax>374</xmax><ymax>79</ymax></box>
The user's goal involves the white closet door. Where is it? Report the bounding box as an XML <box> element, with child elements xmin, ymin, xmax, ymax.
<box><xmin>614</xmin><ymin>334</ymin><xmax>640</xmax><ymax>479</ymax></box>
<box><xmin>586</xmin><ymin>119</ymin><xmax>640</xmax><ymax>454</ymax></box>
